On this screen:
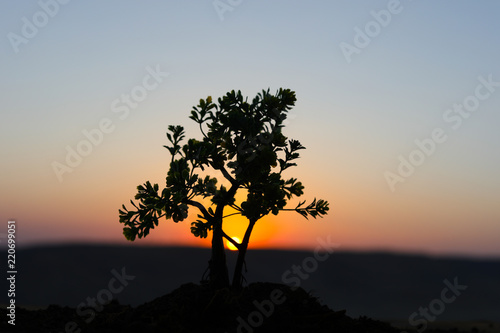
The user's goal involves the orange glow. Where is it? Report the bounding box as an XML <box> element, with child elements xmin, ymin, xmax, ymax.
<box><xmin>226</xmin><ymin>237</ymin><xmax>241</xmax><ymax>251</ymax></box>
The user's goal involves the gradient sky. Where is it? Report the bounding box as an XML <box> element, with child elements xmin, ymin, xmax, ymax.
<box><xmin>1</xmin><ymin>1</ymin><xmax>499</xmax><ymax>257</ymax></box>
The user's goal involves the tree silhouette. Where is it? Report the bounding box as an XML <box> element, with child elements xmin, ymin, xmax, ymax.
<box><xmin>119</xmin><ymin>88</ymin><xmax>329</xmax><ymax>289</ymax></box>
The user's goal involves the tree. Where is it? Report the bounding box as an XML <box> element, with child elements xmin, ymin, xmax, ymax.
<box><xmin>119</xmin><ymin>88</ymin><xmax>329</xmax><ymax>289</ymax></box>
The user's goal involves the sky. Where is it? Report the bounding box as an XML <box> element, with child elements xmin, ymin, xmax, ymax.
<box><xmin>1</xmin><ymin>1</ymin><xmax>499</xmax><ymax>258</ymax></box>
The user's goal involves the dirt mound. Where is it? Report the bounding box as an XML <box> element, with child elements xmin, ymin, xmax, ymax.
<box><xmin>0</xmin><ymin>282</ymin><xmax>444</xmax><ymax>332</ymax></box>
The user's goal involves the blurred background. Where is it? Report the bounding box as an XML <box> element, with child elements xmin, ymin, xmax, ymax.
<box><xmin>1</xmin><ymin>0</ymin><xmax>499</xmax><ymax>326</ymax></box>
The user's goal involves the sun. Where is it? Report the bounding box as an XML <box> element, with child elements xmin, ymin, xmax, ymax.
<box><xmin>226</xmin><ymin>237</ymin><xmax>241</xmax><ymax>251</ymax></box>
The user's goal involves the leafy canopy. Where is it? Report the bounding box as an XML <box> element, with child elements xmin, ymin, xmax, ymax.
<box><xmin>119</xmin><ymin>88</ymin><xmax>329</xmax><ymax>242</ymax></box>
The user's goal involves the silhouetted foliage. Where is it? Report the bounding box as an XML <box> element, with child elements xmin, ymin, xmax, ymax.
<box><xmin>119</xmin><ymin>88</ymin><xmax>329</xmax><ymax>288</ymax></box>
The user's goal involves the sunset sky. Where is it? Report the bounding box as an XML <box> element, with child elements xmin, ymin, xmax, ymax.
<box><xmin>1</xmin><ymin>1</ymin><xmax>499</xmax><ymax>257</ymax></box>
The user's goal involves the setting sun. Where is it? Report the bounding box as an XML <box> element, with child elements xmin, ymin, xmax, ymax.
<box><xmin>226</xmin><ymin>237</ymin><xmax>241</xmax><ymax>251</ymax></box>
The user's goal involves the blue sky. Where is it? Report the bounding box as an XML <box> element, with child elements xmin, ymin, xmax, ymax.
<box><xmin>1</xmin><ymin>1</ymin><xmax>499</xmax><ymax>256</ymax></box>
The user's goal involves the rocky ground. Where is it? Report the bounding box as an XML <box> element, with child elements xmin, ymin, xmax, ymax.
<box><xmin>0</xmin><ymin>282</ymin><xmax>491</xmax><ymax>333</ymax></box>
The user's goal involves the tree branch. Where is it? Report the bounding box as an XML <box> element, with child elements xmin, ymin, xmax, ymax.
<box><xmin>219</xmin><ymin>165</ymin><xmax>236</xmax><ymax>185</ymax></box>
<box><xmin>186</xmin><ymin>199</ymin><xmax>211</xmax><ymax>220</ymax></box>
<box><xmin>222</xmin><ymin>212</ymin><xmax>242</xmax><ymax>219</ymax></box>
<box><xmin>214</xmin><ymin>182</ymin><xmax>240</xmax><ymax>219</ymax></box>
<box><xmin>222</xmin><ymin>230</ymin><xmax>241</xmax><ymax>250</ymax></box>
<box><xmin>199</xmin><ymin>122</ymin><xmax>207</xmax><ymax>139</ymax></box>
<box><xmin>229</xmin><ymin>203</ymin><xmax>243</xmax><ymax>212</ymax></box>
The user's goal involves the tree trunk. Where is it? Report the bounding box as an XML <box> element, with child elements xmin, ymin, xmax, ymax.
<box><xmin>232</xmin><ymin>219</ymin><xmax>256</xmax><ymax>289</ymax></box>
<box><xmin>209</xmin><ymin>218</ymin><xmax>230</xmax><ymax>289</ymax></box>
<box><xmin>209</xmin><ymin>182</ymin><xmax>238</xmax><ymax>289</ymax></box>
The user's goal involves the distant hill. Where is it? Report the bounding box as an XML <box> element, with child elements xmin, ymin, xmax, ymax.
<box><xmin>2</xmin><ymin>244</ymin><xmax>499</xmax><ymax>322</ymax></box>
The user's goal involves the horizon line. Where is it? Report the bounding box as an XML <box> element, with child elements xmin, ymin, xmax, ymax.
<box><xmin>6</xmin><ymin>240</ymin><xmax>500</xmax><ymax>261</ymax></box>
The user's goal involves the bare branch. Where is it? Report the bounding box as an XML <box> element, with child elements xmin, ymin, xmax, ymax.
<box><xmin>186</xmin><ymin>199</ymin><xmax>211</xmax><ymax>220</ymax></box>
<box><xmin>219</xmin><ymin>165</ymin><xmax>236</xmax><ymax>185</ymax></box>
<box><xmin>222</xmin><ymin>230</ymin><xmax>241</xmax><ymax>250</ymax></box>
<box><xmin>222</xmin><ymin>212</ymin><xmax>242</xmax><ymax>219</ymax></box>
<box><xmin>199</xmin><ymin>122</ymin><xmax>207</xmax><ymax>139</ymax></box>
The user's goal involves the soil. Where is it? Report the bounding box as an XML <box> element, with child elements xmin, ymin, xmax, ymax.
<box><xmin>0</xmin><ymin>282</ymin><xmax>485</xmax><ymax>333</ymax></box>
